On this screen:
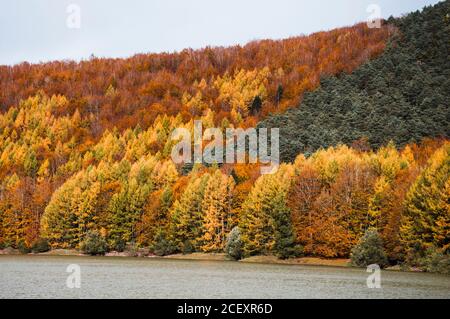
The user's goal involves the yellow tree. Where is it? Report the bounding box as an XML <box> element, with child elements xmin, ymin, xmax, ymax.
<box><xmin>239</xmin><ymin>164</ymin><xmax>297</xmax><ymax>258</ymax></box>
<box><xmin>169</xmin><ymin>173</ymin><xmax>210</xmax><ymax>252</ymax></box>
<box><xmin>401</xmin><ymin>143</ymin><xmax>450</xmax><ymax>253</ymax></box>
<box><xmin>201</xmin><ymin>170</ymin><xmax>235</xmax><ymax>252</ymax></box>
<box><xmin>214</xmin><ymin>67</ymin><xmax>270</xmax><ymax>119</ymax></box>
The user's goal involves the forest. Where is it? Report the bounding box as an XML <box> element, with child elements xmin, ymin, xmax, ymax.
<box><xmin>0</xmin><ymin>1</ymin><xmax>448</xmax><ymax>273</ymax></box>
<box><xmin>259</xmin><ymin>1</ymin><xmax>450</xmax><ymax>161</ymax></box>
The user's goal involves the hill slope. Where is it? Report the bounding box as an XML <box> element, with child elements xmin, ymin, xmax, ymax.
<box><xmin>0</xmin><ymin>20</ymin><xmax>390</xmax><ymax>248</ymax></box>
<box><xmin>259</xmin><ymin>0</ymin><xmax>450</xmax><ymax>162</ymax></box>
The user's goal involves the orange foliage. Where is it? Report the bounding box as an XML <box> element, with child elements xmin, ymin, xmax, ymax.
<box><xmin>0</xmin><ymin>24</ymin><xmax>390</xmax><ymax>135</ymax></box>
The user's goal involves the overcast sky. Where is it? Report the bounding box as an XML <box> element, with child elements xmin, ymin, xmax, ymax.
<box><xmin>0</xmin><ymin>0</ymin><xmax>442</xmax><ymax>65</ymax></box>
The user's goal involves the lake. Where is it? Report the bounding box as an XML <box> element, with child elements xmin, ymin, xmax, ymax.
<box><xmin>0</xmin><ymin>255</ymin><xmax>449</xmax><ymax>299</ymax></box>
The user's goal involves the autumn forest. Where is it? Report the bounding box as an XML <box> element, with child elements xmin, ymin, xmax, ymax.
<box><xmin>0</xmin><ymin>1</ymin><xmax>448</xmax><ymax>273</ymax></box>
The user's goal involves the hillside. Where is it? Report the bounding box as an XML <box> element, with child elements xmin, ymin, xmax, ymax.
<box><xmin>0</xmin><ymin>1</ymin><xmax>448</xmax><ymax>273</ymax></box>
<box><xmin>0</xmin><ymin>23</ymin><xmax>388</xmax><ymax>132</ymax></box>
<box><xmin>0</xmin><ymin>21</ymin><xmax>390</xmax><ymax>247</ymax></box>
<box><xmin>259</xmin><ymin>0</ymin><xmax>450</xmax><ymax>162</ymax></box>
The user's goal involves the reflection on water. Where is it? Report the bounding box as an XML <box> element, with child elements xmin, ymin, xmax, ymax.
<box><xmin>0</xmin><ymin>255</ymin><xmax>449</xmax><ymax>299</ymax></box>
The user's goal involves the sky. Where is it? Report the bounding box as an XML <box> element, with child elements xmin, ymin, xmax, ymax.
<box><xmin>0</xmin><ymin>0</ymin><xmax>443</xmax><ymax>65</ymax></box>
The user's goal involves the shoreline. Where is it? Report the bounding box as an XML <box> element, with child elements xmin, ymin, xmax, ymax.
<box><xmin>163</xmin><ymin>252</ymin><xmax>352</xmax><ymax>268</ymax></box>
<box><xmin>1</xmin><ymin>248</ymin><xmax>433</xmax><ymax>273</ymax></box>
<box><xmin>0</xmin><ymin>247</ymin><xmax>350</xmax><ymax>267</ymax></box>
<box><xmin>2</xmin><ymin>248</ymin><xmax>412</xmax><ymax>270</ymax></box>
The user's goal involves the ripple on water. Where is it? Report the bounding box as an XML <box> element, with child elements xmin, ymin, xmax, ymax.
<box><xmin>0</xmin><ymin>255</ymin><xmax>449</xmax><ymax>299</ymax></box>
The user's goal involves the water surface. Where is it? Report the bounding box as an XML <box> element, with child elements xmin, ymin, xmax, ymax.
<box><xmin>0</xmin><ymin>255</ymin><xmax>449</xmax><ymax>298</ymax></box>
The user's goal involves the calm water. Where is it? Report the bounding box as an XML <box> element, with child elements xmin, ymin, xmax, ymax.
<box><xmin>0</xmin><ymin>255</ymin><xmax>449</xmax><ymax>299</ymax></box>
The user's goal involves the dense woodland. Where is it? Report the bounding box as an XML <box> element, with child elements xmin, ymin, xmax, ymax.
<box><xmin>0</xmin><ymin>1</ymin><xmax>448</xmax><ymax>273</ymax></box>
<box><xmin>259</xmin><ymin>1</ymin><xmax>450</xmax><ymax>161</ymax></box>
<box><xmin>0</xmin><ymin>23</ymin><xmax>389</xmax><ymax>131</ymax></box>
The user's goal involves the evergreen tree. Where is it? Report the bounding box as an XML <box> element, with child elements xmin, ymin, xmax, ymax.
<box><xmin>225</xmin><ymin>226</ymin><xmax>243</xmax><ymax>260</ymax></box>
<box><xmin>80</xmin><ymin>230</ymin><xmax>108</xmax><ymax>255</ymax></box>
<box><xmin>107</xmin><ymin>178</ymin><xmax>151</xmax><ymax>250</ymax></box>
<box><xmin>401</xmin><ymin>143</ymin><xmax>450</xmax><ymax>254</ymax></box>
<box><xmin>351</xmin><ymin>228</ymin><xmax>388</xmax><ymax>268</ymax></box>
<box><xmin>170</xmin><ymin>173</ymin><xmax>210</xmax><ymax>252</ymax></box>
<box><xmin>240</xmin><ymin>165</ymin><xmax>298</xmax><ymax>257</ymax></box>
<box><xmin>249</xmin><ymin>96</ymin><xmax>262</xmax><ymax>115</ymax></box>
<box><xmin>259</xmin><ymin>1</ymin><xmax>450</xmax><ymax>162</ymax></box>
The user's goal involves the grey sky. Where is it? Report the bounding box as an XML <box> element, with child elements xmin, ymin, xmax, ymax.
<box><xmin>0</xmin><ymin>0</ymin><xmax>442</xmax><ymax>65</ymax></box>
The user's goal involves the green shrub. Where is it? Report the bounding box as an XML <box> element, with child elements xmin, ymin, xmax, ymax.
<box><xmin>80</xmin><ymin>231</ymin><xmax>108</xmax><ymax>255</ymax></box>
<box><xmin>415</xmin><ymin>247</ymin><xmax>450</xmax><ymax>275</ymax></box>
<box><xmin>181</xmin><ymin>240</ymin><xmax>194</xmax><ymax>254</ymax></box>
<box><xmin>110</xmin><ymin>239</ymin><xmax>126</xmax><ymax>252</ymax></box>
<box><xmin>351</xmin><ymin>229</ymin><xmax>388</xmax><ymax>268</ymax></box>
<box><xmin>125</xmin><ymin>242</ymin><xmax>138</xmax><ymax>257</ymax></box>
<box><xmin>225</xmin><ymin>227</ymin><xmax>243</xmax><ymax>260</ymax></box>
<box><xmin>1</xmin><ymin>241</ymin><xmax>12</xmax><ymax>250</ymax></box>
<box><xmin>274</xmin><ymin>223</ymin><xmax>303</xmax><ymax>260</ymax></box>
<box><xmin>277</xmin><ymin>244</ymin><xmax>304</xmax><ymax>260</ymax></box>
<box><xmin>31</xmin><ymin>238</ymin><xmax>50</xmax><ymax>253</ymax></box>
<box><xmin>151</xmin><ymin>229</ymin><xmax>176</xmax><ymax>257</ymax></box>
